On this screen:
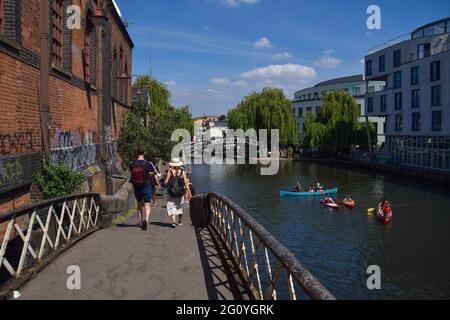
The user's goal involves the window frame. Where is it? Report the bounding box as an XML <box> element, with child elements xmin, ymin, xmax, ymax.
<box><xmin>412</xmin><ymin>112</ymin><xmax>421</xmax><ymax>132</ymax></box>
<box><xmin>0</xmin><ymin>0</ymin><xmax>4</xmax><ymax>33</ymax></box>
<box><xmin>431</xmin><ymin>111</ymin><xmax>442</xmax><ymax>132</ymax></box>
<box><xmin>393</xmin><ymin>50</ymin><xmax>401</xmax><ymax>68</ymax></box>
<box><xmin>394</xmin><ymin>92</ymin><xmax>402</xmax><ymax>110</ymax></box>
<box><xmin>366</xmin><ymin>60</ymin><xmax>372</xmax><ymax>76</ymax></box>
<box><xmin>431</xmin><ymin>85</ymin><xmax>441</xmax><ymax>106</ymax></box>
<box><xmin>394</xmin><ymin>71</ymin><xmax>402</xmax><ymax>89</ymax></box>
<box><xmin>380</xmin><ymin>95</ymin><xmax>387</xmax><ymax>112</ymax></box>
<box><xmin>367</xmin><ymin>97</ymin><xmax>374</xmax><ymax>113</ymax></box>
<box><xmin>395</xmin><ymin>114</ymin><xmax>403</xmax><ymax>132</ymax></box>
<box><xmin>51</xmin><ymin>0</ymin><xmax>64</xmax><ymax>69</ymax></box>
<box><xmin>379</xmin><ymin>55</ymin><xmax>385</xmax><ymax>73</ymax></box>
<box><xmin>411</xmin><ymin>89</ymin><xmax>420</xmax><ymax>109</ymax></box>
<box><xmin>430</xmin><ymin>60</ymin><xmax>440</xmax><ymax>82</ymax></box>
<box><xmin>411</xmin><ymin>66</ymin><xmax>419</xmax><ymax>86</ymax></box>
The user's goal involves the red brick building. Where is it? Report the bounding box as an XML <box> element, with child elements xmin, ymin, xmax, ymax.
<box><xmin>0</xmin><ymin>0</ymin><xmax>134</xmax><ymax>218</ymax></box>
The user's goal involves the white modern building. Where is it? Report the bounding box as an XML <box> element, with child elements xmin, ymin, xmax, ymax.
<box><xmin>292</xmin><ymin>75</ymin><xmax>386</xmax><ymax>144</ymax></box>
<box><xmin>365</xmin><ymin>17</ymin><xmax>450</xmax><ymax>171</ymax></box>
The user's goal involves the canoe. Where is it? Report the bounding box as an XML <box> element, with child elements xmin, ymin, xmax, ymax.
<box><xmin>280</xmin><ymin>188</ymin><xmax>338</xmax><ymax>197</ymax></box>
<box><xmin>377</xmin><ymin>207</ymin><xmax>393</xmax><ymax>224</ymax></box>
<box><xmin>320</xmin><ymin>199</ymin><xmax>340</xmax><ymax>210</ymax></box>
<box><xmin>343</xmin><ymin>201</ymin><xmax>356</xmax><ymax>208</ymax></box>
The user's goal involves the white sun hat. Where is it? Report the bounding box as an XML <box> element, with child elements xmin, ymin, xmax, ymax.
<box><xmin>169</xmin><ymin>158</ymin><xmax>184</xmax><ymax>167</ymax></box>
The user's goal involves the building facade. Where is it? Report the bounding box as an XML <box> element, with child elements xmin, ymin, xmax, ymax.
<box><xmin>292</xmin><ymin>75</ymin><xmax>385</xmax><ymax>144</ymax></box>
<box><xmin>0</xmin><ymin>0</ymin><xmax>133</xmax><ymax>219</ymax></box>
<box><xmin>365</xmin><ymin>18</ymin><xmax>450</xmax><ymax>171</ymax></box>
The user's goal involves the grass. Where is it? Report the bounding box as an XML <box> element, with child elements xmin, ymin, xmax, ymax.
<box><xmin>112</xmin><ymin>204</ymin><xmax>138</xmax><ymax>226</ymax></box>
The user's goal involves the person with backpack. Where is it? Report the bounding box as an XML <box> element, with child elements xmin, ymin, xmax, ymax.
<box><xmin>130</xmin><ymin>147</ymin><xmax>155</xmax><ymax>231</ymax></box>
<box><xmin>164</xmin><ymin>158</ymin><xmax>191</xmax><ymax>228</ymax></box>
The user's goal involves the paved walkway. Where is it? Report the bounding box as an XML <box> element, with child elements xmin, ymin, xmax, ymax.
<box><xmin>16</xmin><ymin>197</ymin><xmax>246</xmax><ymax>300</ymax></box>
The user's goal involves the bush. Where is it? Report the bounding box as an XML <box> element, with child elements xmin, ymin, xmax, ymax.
<box><xmin>33</xmin><ymin>163</ymin><xmax>84</xmax><ymax>199</ymax></box>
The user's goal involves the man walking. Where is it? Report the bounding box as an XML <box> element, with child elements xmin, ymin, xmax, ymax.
<box><xmin>130</xmin><ymin>146</ymin><xmax>155</xmax><ymax>230</ymax></box>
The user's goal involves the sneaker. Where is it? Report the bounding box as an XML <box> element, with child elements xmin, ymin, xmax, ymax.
<box><xmin>171</xmin><ymin>223</ymin><xmax>176</xmax><ymax>229</ymax></box>
<box><xmin>178</xmin><ymin>217</ymin><xmax>183</xmax><ymax>226</ymax></box>
<box><xmin>142</xmin><ymin>221</ymin><xmax>148</xmax><ymax>231</ymax></box>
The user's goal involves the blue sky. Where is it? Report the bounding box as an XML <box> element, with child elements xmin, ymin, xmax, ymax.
<box><xmin>115</xmin><ymin>0</ymin><xmax>449</xmax><ymax>117</ymax></box>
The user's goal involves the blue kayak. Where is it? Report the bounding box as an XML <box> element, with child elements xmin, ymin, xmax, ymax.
<box><xmin>280</xmin><ymin>188</ymin><xmax>338</xmax><ymax>197</ymax></box>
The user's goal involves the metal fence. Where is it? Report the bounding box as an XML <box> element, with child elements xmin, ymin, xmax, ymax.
<box><xmin>0</xmin><ymin>193</ymin><xmax>100</xmax><ymax>294</ymax></box>
<box><xmin>206</xmin><ymin>193</ymin><xmax>335</xmax><ymax>300</ymax></box>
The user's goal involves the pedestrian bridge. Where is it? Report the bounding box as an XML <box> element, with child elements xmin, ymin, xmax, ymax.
<box><xmin>0</xmin><ymin>192</ymin><xmax>334</xmax><ymax>300</ymax></box>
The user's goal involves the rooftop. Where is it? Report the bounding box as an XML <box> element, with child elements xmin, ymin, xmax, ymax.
<box><xmin>314</xmin><ymin>75</ymin><xmax>363</xmax><ymax>88</ymax></box>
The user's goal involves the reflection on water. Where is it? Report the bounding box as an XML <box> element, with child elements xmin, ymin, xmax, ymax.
<box><xmin>190</xmin><ymin>161</ymin><xmax>450</xmax><ymax>300</ymax></box>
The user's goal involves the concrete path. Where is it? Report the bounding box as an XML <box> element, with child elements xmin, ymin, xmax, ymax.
<box><xmin>16</xmin><ymin>197</ymin><xmax>245</xmax><ymax>300</ymax></box>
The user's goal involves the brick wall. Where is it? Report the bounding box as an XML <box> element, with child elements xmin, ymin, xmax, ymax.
<box><xmin>0</xmin><ymin>0</ymin><xmax>133</xmax><ymax>219</ymax></box>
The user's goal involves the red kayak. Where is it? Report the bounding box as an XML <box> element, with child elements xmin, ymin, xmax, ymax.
<box><xmin>377</xmin><ymin>205</ymin><xmax>393</xmax><ymax>224</ymax></box>
<box><xmin>320</xmin><ymin>199</ymin><xmax>340</xmax><ymax>210</ymax></box>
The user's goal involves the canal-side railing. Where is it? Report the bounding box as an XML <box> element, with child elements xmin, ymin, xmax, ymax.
<box><xmin>0</xmin><ymin>193</ymin><xmax>101</xmax><ymax>296</ymax></box>
<box><xmin>206</xmin><ymin>193</ymin><xmax>335</xmax><ymax>300</ymax></box>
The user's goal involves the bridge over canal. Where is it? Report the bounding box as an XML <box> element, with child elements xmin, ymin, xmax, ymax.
<box><xmin>0</xmin><ymin>190</ymin><xmax>334</xmax><ymax>300</ymax></box>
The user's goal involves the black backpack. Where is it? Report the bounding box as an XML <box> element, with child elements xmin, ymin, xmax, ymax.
<box><xmin>169</xmin><ymin>171</ymin><xmax>184</xmax><ymax>197</ymax></box>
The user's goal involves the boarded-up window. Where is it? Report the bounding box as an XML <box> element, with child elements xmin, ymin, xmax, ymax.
<box><xmin>52</xmin><ymin>0</ymin><xmax>63</xmax><ymax>68</ymax></box>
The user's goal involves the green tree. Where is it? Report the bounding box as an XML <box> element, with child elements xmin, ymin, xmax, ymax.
<box><xmin>303</xmin><ymin>91</ymin><xmax>374</xmax><ymax>153</ymax></box>
<box><xmin>119</xmin><ymin>76</ymin><xmax>193</xmax><ymax>164</ymax></box>
<box><xmin>227</xmin><ymin>88</ymin><xmax>298</xmax><ymax>145</ymax></box>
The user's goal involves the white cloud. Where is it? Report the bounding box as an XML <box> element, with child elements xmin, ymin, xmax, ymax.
<box><xmin>314</xmin><ymin>50</ymin><xmax>342</xmax><ymax>69</ymax></box>
<box><xmin>271</xmin><ymin>52</ymin><xmax>293</xmax><ymax>61</ymax></box>
<box><xmin>206</xmin><ymin>89</ymin><xmax>221</xmax><ymax>94</ymax></box>
<box><xmin>218</xmin><ymin>0</ymin><xmax>259</xmax><ymax>7</ymax></box>
<box><xmin>254</xmin><ymin>37</ymin><xmax>272</xmax><ymax>49</ymax></box>
<box><xmin>164</xmin><ymin>80</ymin><xmax>177</xmax><ymax>86</ymax></box>
<box><xmin>230</xmin><ymin>80</ymin><xmax>248</xmax><ymax>88</ymax></box>
<box><xmin>211</xmin><ymin>78</ymin><xmax>231</xmax><ymax>85</ymax></box>
<box><xmin>240</xmin><ymin>64</ymin><xmax>316</xmax><ymax>81</ymax></box>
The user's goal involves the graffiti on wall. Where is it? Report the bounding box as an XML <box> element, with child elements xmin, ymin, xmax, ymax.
<box><xmin>50</xmin><ymin>128</ymin><xmax>98</xmax><ymax>171</ymax></box>
<box><xmin>0</xmin><ymin>153</ymin><xmax>41</xmax><ymax>195</ymax></box>
<box><xmin>104</xmin><ymin>125</ymin><xmax>125</xmax><ymax>177</ymax></box>
<box><xmin>0</xmin><ymin>131</ymin><xmax>37</xmax><ymax>155</ymax></box>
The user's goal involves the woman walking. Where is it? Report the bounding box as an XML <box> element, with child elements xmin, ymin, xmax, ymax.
<box><xmin>164</xmin><ymin>158</ymin><xmax>191</xmax><ymax>228</ymax></box>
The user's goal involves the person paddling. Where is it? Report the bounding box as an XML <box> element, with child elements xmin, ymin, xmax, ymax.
<box><xmin>293</xmin><ymin>183</ymin><xmax>303</xmax><ymax>192</ymax></box>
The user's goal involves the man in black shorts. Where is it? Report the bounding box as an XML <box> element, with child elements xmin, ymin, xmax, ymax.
<box><xmin>130</xmin><ymin>147</ymin><xmax>155</xmax><ymax>230</ymax></box>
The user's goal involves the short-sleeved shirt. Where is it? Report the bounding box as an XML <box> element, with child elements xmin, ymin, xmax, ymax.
<box><xmin>130</xmin><ymin>160</ymin><xmax>155</xmax><ymax>185</ymax></box>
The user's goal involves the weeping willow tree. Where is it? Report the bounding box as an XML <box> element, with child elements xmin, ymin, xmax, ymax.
<box><xmin>303</xmin><ymin>91</ymin><xmax>375</xmax><ymax>153</ymax></box>
<box><xmin>227</xmin><ymin>88</ymin><xmax>298</xmax><ymax>145</ymax></box>
<box><xmin>119</xmin><ymin>75</ymin><xmax>193</xmax><ymax>163</ymax></box>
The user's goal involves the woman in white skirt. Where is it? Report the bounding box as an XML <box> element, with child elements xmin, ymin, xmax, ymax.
<box><xmin>164</xmin><ymin>158</ymin><xmax>191</xmax><ymax>228</ymax></box>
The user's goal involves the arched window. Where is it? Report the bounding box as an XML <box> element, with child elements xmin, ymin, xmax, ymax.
<box><xmin>0</xmin><ymin>0</ymin><xmax>4</xmax><ymax>33</ymax></box>
<box><xmin>85</xmin><ymin>18</ymin><xmax>94</xmax><ymax>84</ymax></box>
<box><xmin>52</xmin><ymin>0</ymin><xmax>64</xmax><ymax>68</ymax></box>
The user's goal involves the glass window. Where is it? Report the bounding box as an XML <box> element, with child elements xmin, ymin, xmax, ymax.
<box><xmin>412</xmin><ymin>89</ymin><xmax>420</xmax><ymax>109</ymax></box>
<box><xmin>306</xmin><ymin>107</ymin><xmax>312</xmax><ymax>113</ymax></box>
<box><xmin>380</xmin><ymin>95</ymin><xmax>387</xmax><ymax>112</ymax></box>
<box><xmin>431</xmin><ymin>85</ymin><xmax>441</xmax><ymax>106</ymax></box>
<box><xmin>425</xmin><ymin>26</ymin><xmax>434</xmax><ymax>36</ymax></box>
<box><xmin>298</xmin><ymin>108</ymin><xmax>304</xmax><ymax>118</ymax></box>
<box><xmin>316</xmin><ymin>106</ymin><xmax>321</xmax><ymax>114</ymax></box>
<box><xmin>432</xmin><ymin>111</ymin><xmax>442</xmax><ymax>131</ymax></box>
<box><xmin>418</xmin><ymin>43</ymin><xmax>430</xmax><ymax>59</ymax></box>
<box><xmin>395</xmin><ymin>92</ymin><xmax>402</xmax><ymax>110</ymax></box>
<box><xmin>367</xmin><ymin>97</ymin><xmax>374</xmax><ymax>113</ymax></box>
<box><xmin>394</xmin><ymin>71</ymin><xmax>402</xmax><ymax>89</ymax></box>
<box><xmin>431</xmin><ymin>61</ymin><xmax>440</xmax><ymax>82</ymax></box>
<box><xmin>411</xmin><ymin>66</ymin><xmax>419</xmax><ymax>86</ymax></box>
<box><xmin>393</xmin><ymin>50</ymin><xmax>401</xmax><ymax>68</ymax></box>
<box><xmin>368</xmin><ymin>86</ymin><xmax>375</xmax><ymax>93</ymax></box>
<box><xmin>353</xmin><ymin>87</ymin><xmax>361</xmax><ymax>97</ymax></box>
<box><xmin>413</xmin><ymin>30</ymin><xmax>424</xmax><ymax>39</ymax></box>
<box><xmin>0</xmin><ymin>0</ymin><xmax>3</xmax><ymax>33</ymax></box>
<box><xmin>314</xmin><ymin>92</ymin><xmax>319</xmax><ymax>100</ymax></box>
<box><xmin>395</xmin><ymin>114</ymin><xmax>403</xmax><ymax>131</ymax></box>
<box><xmin>412</xmin><ymin>112</ymin><xmax>421</xmax><ymax>131</ymax></box>
<box><xmin>52</xmin><ymin>0</ymin><xmax>64</xmax><ymax>68</ymax></box>
<box><xmin>379</xmin><ymin>55</ymin><xmax>385</xmax><ymax>72</ymax></box>
<box><xmin>366</xmin><ymin>60</ymin><xmax>372</xmax><ymax>76</ymax></box>
<box><xmin>447</xmin><ymin>21</ymin><xmax>450</xmax><ymax>33</ymax></box>
<box><xmin>308</xmin><ymin>93</ymin><xmax>312</xmax><ymax>100</ymax></box>
<box><xmin>435</xmin><ymin>23</ymin><xmax>445</xmax><ymax>34</ymax></box>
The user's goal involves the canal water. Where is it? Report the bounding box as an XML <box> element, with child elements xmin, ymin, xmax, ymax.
<box><xmin>190</xmin><ymin>161</ymin><xmax>450</xmax><ymax>300</ymax></box>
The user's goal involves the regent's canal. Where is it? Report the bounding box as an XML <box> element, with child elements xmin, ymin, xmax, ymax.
<box><xmin>190</xmin><ymin>161</ymin><xmax>450</xmax><ymax>300</ymax></box>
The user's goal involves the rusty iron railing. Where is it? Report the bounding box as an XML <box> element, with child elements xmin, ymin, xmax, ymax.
<box><xmin>0</xmin><ymin>193</ymin><xmax>101</xmax><ymax>296</ymax></box>
<box><xmin>206</xmin><ymin>193</ymin><xmax>335</xmax><ymax>300</ymax></box>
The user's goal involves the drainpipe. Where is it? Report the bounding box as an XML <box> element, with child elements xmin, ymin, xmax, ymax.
<box><xmin>39</xmin><ymin>0</ymin><xmax>51</xmax><ymax>160</ymax></box>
